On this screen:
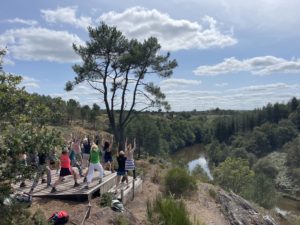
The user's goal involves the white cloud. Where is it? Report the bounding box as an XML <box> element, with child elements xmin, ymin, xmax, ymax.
<box><xmin>99</xmin><ymin>7</ymin><xmax>237</xmax><ymax>51</ymax></box>
<box><xmin>0</xmin><ymin>27</ymin><xmax>84</xmax><ymax>62</ymax></box>
<box><xmin>194</xmin><ymin>56</ymin><xmax>300</xmax><ymax>76</ymax></box>
<box><xmin>41</xmin><ymin>6</ymin><xmax>92</xmax><ymax>30</ymax></box>
<box><xmin>21</xmin><ymin>76</ymin><xmax>40</xmax><ymax>89</ymax></box>
<box><xmin>172</xmin><ymin>0</ymin><xmax>300</xmax><ymax>34</ymax></box>
<box><xmin>50</xmin><ymin>81</ymin><xmax>300</xmax><ymax>111</ymax></box>
<box><xmin>7</xmin><ymin>18</ymin><xmax>38</xmax><ymax>26</ymax></box>
<box><xmin>161</xmin><ymin>82</ymin><xmax>300</xmax><ymax>111</ymax></box>
<box><xmin>160</xmin><ymin>78</ymin><xmax>201</xmax><ymax>90</ymax></box>
<box><xmin>215</xmin><ymin>82</ymin><xmax>228</xmax><ymax>87</ymax></box>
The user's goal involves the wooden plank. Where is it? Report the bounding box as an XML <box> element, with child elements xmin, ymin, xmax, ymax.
<box><xmin>13</xmin><ymin>170</ymin><xmax>117</xmax><ymax>198</ymax></box>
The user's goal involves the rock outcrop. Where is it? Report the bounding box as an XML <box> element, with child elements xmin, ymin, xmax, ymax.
<box><xmin>218</xmin><ymin>190</ymin><xmax>278</xmax><ymax>225</ymax></box>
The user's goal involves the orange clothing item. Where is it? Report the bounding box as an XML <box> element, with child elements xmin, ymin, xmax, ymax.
<box><xmin>60</xmin><ymin>154</ymin><xmax>71</xmax><ymax>169</ymax></box>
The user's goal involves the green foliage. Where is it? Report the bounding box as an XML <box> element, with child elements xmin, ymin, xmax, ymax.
<box><xmin>114</xmin><ymin>215</ymin><xmax>129</xmax><ymax>225</ymax></box>
<box><xmin>285</xmin><ymin>137</ymin><xmax>300</xmax><ymax>185</ymax></box>
<box><xmin>246</xmin><ymin>173</ymin><xmax>277</xmax><ymax>209</ymax></box>
<box><xmin>67</xmin><ymin>22</ymin><xmax>177</xmax><ymax>149</ymax></box>
<box><xmin>147</xmin><ymin>196</ymin><xmax>193</xmax><ymax>225</ymax></box>
<box><xmin>285</xmin><ymin>137</ymin><xmax>300</xmax><ymax>168</ymax></box>
<box><xmin>165</xmin><ymin>167</ymin><xmax>197</xmax><ymax>197</ymax></box>
<box><xmin>213</xmin><ymin>157</ymin><xmax>254</xmax><ymax>194</ymax></box>
<box><xmin>0</xmin><ymin>204</ymin><xmax>31</xmax><ymax>225</ymax></box>
<box><xmin>0</xmin><ymin>59</ymin><xmax>64</xmax><ymax>223</ymax></box>
<box><xmin>253</xmin><ymin>158</ymin><xmax>278</xmax><ymax>180</ymax></box>
<box><xmin>191</xmin><ymin>165</ymin><xmax>209</xmax><ymax>183</ymax></box>
<box><xmin>208</xmin><ymin>188</ymin><xmax>217</xmax><ymax>200</ymax></box>
<box><xmin>207</xmin><ymin>141</ymin><xmax>229</xmax><ymax>166</ymax></box>
<box><xmin>100</xmin><ymin>193</ymin><xmax>114</xmax><ymax>207</ymax></box>
<box><xmin>32</xmin><ymin>209</ymin><xmax>48</xmax><ymax>225</ymax></box>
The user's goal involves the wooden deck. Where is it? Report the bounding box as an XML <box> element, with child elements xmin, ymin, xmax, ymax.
<box><xmin>13</xmin><ymin>170</ymin><xmax>116</xmax><ymax>200</ymax></box>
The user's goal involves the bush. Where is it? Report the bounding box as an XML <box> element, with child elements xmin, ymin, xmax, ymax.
<box><xmin>147</xmin><ymin>196</ymin><xmax>193</xmax><ymax>225</ymax></box>
<box><xmin>208</xmin><ymin>188</ymin><xmax>217</xmax><ymax>200</ymax></box>
<box><xmin>32</xmin><ymin>209</ymin><xmax>48</xmax><ymax>225</ymax></box>
<box><xmin>114</xmin><ymin>214</ymin><xmax>129</xmax><ymax>225</ymax></box>
<box><xmin>151</xmin><ymin>169</ymin><xmax>161</xmax><ymax>184</ymax></box>
<box><xmin>213</xmin><ymin>157</ymin><xmax>254</xmax><ymax>194</ymax></box>
<box><xmin>191</xmin><ymin>165</ymin><xmax>209</xmax><ymax>183</ymax></box>
<box><xmin>100</xmin><ymin>193</ymin><xmax>114</xmax><ymax>207</ymax></box>
<box><xmin>165</xmin><ymin>167</ymin><xmax>197</xmax><ymax>197</ymax></box>
<box><xmin>246</xmin><ymin>173</ymin><xmax>277</xmax><ymax>209</ymax></box>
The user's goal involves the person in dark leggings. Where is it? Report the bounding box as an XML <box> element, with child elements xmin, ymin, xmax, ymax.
<box><xmin>115</xmin><ymin>151</ymin><xmax>128</xmax><ymax>193</ymax></box>
<box><xmin>29</xmin><ymin>152</ymin><xmax>51</xmax><ymax>194</ymax></box>
<box><xmin>103</xmin><ymin>140</ymin><xmax>113</xmax><ymax>173</ymax></box>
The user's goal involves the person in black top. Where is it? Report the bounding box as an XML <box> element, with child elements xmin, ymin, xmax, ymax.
<box><xmin>82</xmin><ymin>137</ymin><xmax>91</xmax><ymax>169</ymax></box>
<box><xmin>29</xmin><ymin>152</ymin><xmax>51</xmax><ymax>194</ymax></box>
<box><xmin>115</xmin><ymin>151</ymin><xmax>128</xmax><ymax>193</ymax></box>
<box><xmin>103</xmin><ymin>140</ymin><xmax>114</xmax><ymax>173</ymax></box>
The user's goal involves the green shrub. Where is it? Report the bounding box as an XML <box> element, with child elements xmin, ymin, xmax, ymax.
<box><xmin>114</xmin><ymin>214</ymin><xmax>129</xmax><ymax>225</ymax></box>
<box><xmin>246</xmin><ymin>173</ymin><xmax>277</xmax><ymax>209</ymax></box>
<box><xmin>165</xmin><ymin>167</ymin><xmax>197</xmax><ymax>197</ymax></box>
<box><xmin>100</xmin><ymin>193</ymin><xmax>114</xmax><ymax>207</ymax></box>
<box><xmin>191</xmin><ymin>165</ymin><xmax>209</xmax><ymax>183</ymax></box>
<box><xmin>208</xmin><ymin>188</ymin><xmax>217</xmax><ymax>200</ymax></box>
<box><xmin>147</xmin><ymin>196</ymin><xmax>193</xmax><ymax>225</ymax></box>
<box><xmin>32</xmin><ymin>209</ymin><xmax>48</xmax><ymax>225</ymax></box>
<box><xmin>151</xmin><ymin>169</ymin><xmax>161</xmax><ymax>184</ymax></box>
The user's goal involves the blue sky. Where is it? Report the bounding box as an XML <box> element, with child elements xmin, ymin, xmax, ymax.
<box><xmin>1</xmin><ymin>0</ymin><xmax>300</xmax><ymax>111</ymax></box>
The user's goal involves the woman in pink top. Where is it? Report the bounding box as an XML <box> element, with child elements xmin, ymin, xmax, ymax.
<box><xmin>50</xmin><ymin>148</ymin><xmax>80</xmax><ymax>193</ymax></box>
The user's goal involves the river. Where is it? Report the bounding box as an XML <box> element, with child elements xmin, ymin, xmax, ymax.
<box><xmin>173</xmin><ymin>144</ymin><xmax>300</xmax><ymax>219</ymax></box>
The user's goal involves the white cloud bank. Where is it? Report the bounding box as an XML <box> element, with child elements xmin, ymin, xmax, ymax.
<box><xmin>163</xmin><ymin>82</ymin><xmax>300</xmax><ymax>111</ymax></box>
<box><xmin>194</xmin><ymin>56</ymin><xmax>300</xmax><ymax>76</ymax></box>
<box><xmin>17</xmin><ymin>76</ymin><xmax>40</xmax><ymax>90</ymax></box>
<box><xmin>160</xmin><ymin>78</ymin><xmax>201</xmax><ymax>90</ymax></box>
<box><xmin>0</xmin><ymin>27</ymin><xmax>83</xmax><ymax>63</ymax></box>
<box><xmin>7</xmin><ymin>18</ymin><xmax>38</xmax><ymax>26</ymax></box>
<box><xmin>53</xmin><ymin>79</ymin><xmax>300</xmax><ymax>111</ymax></box>
<box><xmin>41</xmin><ymin>6</ymin><xmax>92</xmax><ymax>30</ymax></box>
<box><xmin>99</xmin><ymin>7</ymin><xmax>237</xmax><ymax>51</ymax></box>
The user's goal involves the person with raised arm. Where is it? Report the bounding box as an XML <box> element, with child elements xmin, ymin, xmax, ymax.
<box><xmin>50</xmin><ymin>147</ymin><xmax>80</xmax><ymax>193</ymax></box>
<box><xmin>115</xmin><ymin>146</ymin><xmax>128</xmax><ymax>193</ymax></box>
<box><xmin>84</xmin><ymin>139</ymin><xmax>104</xmax><ymax>189</ymax></box>
<box><xmin>103</xmin><ymin>136</ymin><xmax>114</xmax><ymax>173</ymax></box>
<box><xmin>125</xmin><ymin>138</ymin><xmax>136</xmax><ymax>179</ymax></box>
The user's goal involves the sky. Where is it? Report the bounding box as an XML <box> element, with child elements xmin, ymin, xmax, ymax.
<box><xmin>1</xmin><ymin>0</ymin><xmax>300</xmax><ymax>111</ymax></box>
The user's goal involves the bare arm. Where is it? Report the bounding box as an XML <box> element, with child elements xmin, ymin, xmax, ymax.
<box><xmin>132</xmin><ymin>138</ymin><xmax>136</xmax><ymax>152</ymax></box>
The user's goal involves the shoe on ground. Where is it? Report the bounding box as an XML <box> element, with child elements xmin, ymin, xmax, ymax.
<box><xmin>74</xmin><ymin>182</ymin><xmax>80</xmax><ymax>188</ymax></box>
<box><xmin>20</xmin><ymin>182</ymin><xmax>26</xmax><ymax>188</ymax></box>
<box><xmin>41</xmin><ymin>179</ymin><xmax>46</xmax><ymax>184</ymax></box>
<box><xmin>50</xmin><ymin>187</ymin><xmax>57</xmax><ymax>193</ymax></box>
<box><xmin>84</xmin><ymin>185</ymin><xmax>89</xmax><ymax>189</ymax></box>
<box><xmin>46</xmin><ymin>184</ymin><xmax>51</xmax><ymax>188</ymax></box>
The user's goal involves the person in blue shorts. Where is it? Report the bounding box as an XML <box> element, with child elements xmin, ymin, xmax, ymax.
<box><xmin>115</xmin><ymin>150</ymin><xmax>128</xmax><ymax>193</ymax></box>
